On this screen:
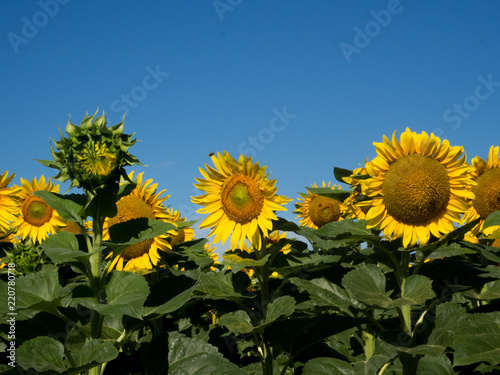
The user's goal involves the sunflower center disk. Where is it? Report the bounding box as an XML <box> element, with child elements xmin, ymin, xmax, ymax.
<box><xmin>109</xmin><ymin>195</ymin><xmax>156</xmax><ymax>259</ymax></box>
<box><xmin>309</xmin><ymin>196</ymin><xmax>341</xmax><ymax>228</ymax></box>
<box><xmin>221</xmin><ymin>175</ymin><xmax>264</xmax><ymax>225</ymax></box>
<box><xmin>23</xmin><ymin>196</ymin><xmax>53</xmax><ymax>227</ymax></box>
<box><xmin>382</xmin><ymin>154</ymin><xmax>450</xmax><ymax>225</ymax></box>
<box><xmin>472</xmin><ymin>168</ymin><xmax>500</xmax><ymax>219</ymax></box>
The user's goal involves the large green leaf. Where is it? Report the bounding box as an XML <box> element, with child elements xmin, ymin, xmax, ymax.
<box><xmin>427</xmin><ymin>302</ymin><xmax>466</xmax><ymax>348</ymax></box>
<box><xmin>394</xmin><ymin>275</ymin><xmax>435</xmax><ymax>306</ymax></box>
<box><xmin>143</xmin><ymin>271</ymin><xmax>199</xmax><ymax>317</ymax></box>
<box><xmin>462</xmin><ymin>279</ymin><xmax>500</xmax><ymax>300</ymax></box>
<box><xmin>352</xmin><ymin>355</ymin><xmax>391</xmax><ymax>375</ymax></box>
<box><xmin>106</xmin><ymin>218</ymin><xmax>177</xmax><ymax>255</ymax></box>
<box><xmin>222</xmin><ymin>252</ymin><xmax>270</xmax><ymax>273</ymax></box>
<box><xmin>342</xmin><ymin>265</ymin><xmax>393</xmax><ymax>309</ymax></box>
<box><xmin>194</xmin><ymin>271</ymin><xmax>245</xmax><ymax>299</ymax></box>
<box><xmin>306</xmin><ymin>187</ymin><xmax>351</xmax><ymax>202</ymax></box>
<box><xmin>0</xmin><ymin>270</ymin><xmax>63</xmax><ymax>318</ymax></box>
<box><xmin>265</xmin><ymin>295</ymin><xmax>295</xmax><ymax>324</ymax></box>
<box><xmin>34</xmin><ymin>190</ymin><xmax>86</xmax><ymax>226</ymax></box>
<box><xmin>302</xmin><ymin>357</ymin><xmax>353</xmax><ymax>375</ymax></box>
<box><xmin>454</xmin><ymin>312</ymin><xmax>500</xmax><ymax>366</ymax></box>
<box><xmin>289</xmin><ymin>277</ymin><xmax>352</xmax><ymax>312</ymax></box>
<box><xmin>76</xmin><ymin>271</ymin><xmax>149</xmax><ymax>319</ymax></box>
<box><xmin>75</xmin><ymin>339</ymin><xmax>118</xmax><ymax>367</ymax></box>
<box><xmin>168</xmin><ymin>332</ymin><xmax>247</xmax><ymax>374</ymax></box>
<box><xmin>219</xmin><ymin>310</ymin><xmax>254</xmax><ymax>334</ymax></box>
<box><xmin>40</xmin><ymin>231</ymin><xmax>99</xmax><ymax>264</ymax></box>
<box><xmin>416</xmin><ymin>354</ymin><xmax>454</xmax><ymax>375</ymax></box>
<box><xmin>16</xmin><ymin>336</ymin><xmax>66</xmax><ymax>373</ymax></box>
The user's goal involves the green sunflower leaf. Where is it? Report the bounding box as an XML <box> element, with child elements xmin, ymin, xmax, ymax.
<box><xmin>33</xmin><ymin>190</ymin><xmax>86</xmax><ymax>226</ymax></box>
<box><xmin>342</xmin><ymin>264</ymin><xmax>393</xmax><ymax>309</ymax></box>
<box><xmin>76</xmin><ymin>271</ymin><xmax>149</xmax><ymax>319</ymax></box>
<box><xmin>333</xmin><ymin>166</ymin><xmax>354</xmax><ymax>184</ymax></box>
<box><xmin>306</xmin><ymin>187</ymin><xmax>351</xmax><ymax>202</ymax></box>
<box><xmin>393</xmin><ymin>275</ymin><xmax>435</xmax><ymax>306</ymax></box>
<box><xmin>265</xmin><ymin>296</ymin><xmax>296</xmax><ymax>324</ymax></box>
<box><xmin>290</xmin><ymin>277</ymin><xmax>353</xmax><ymax>312</ymax></box>
<box><xmin>40</xmin><ymin>231</ymin><xmax>100</xmax><ymax>264</ymax></box>
<box><xmin>168</xmin><ymin>332</ymin><xmax>247</xmax><ymax>375</ymax></box>
<box><xmin>302</xmin><ymin>357</ymin><xmax>353</xmax><ymax>375</ymax></box>
<box><xmin>16</xmin><ymin>336</ymin><xmax>66</xmax><ymax>373</ymax></box>
<box><xmin>105</xmin><ymin>218</ymin><xmax>177</xmax><ymax>256</ymax></box>
<box><xmin>454</xmin><ymin>312</ymin><xmax>500</xmax><ymax>366</ymax></box>
<box><xmin>74</xmin><ymin>339</ymin><xmax>118</xmax><ymax>367</ymax></box>
<box><xmin>194</xmin><ymin>271</ymin><xmax>248</xmax><ymax>299</ymax></box>
<box><xmin>219</xmin><ymin>310</ymin><xmax>254</xmax><ymax>334</ymax></box>
<box><xmin>222</xmin><ymin>252</ymin><xmax>270</xmax><ymax>273</ymax></box>
<box><xmin>416</xmin><ymin>355</ymin><xmax>455</xmax><ymax>375</ymax></box>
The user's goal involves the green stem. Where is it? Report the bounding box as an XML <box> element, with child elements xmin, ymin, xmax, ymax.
<box><xmin>362</xmin><ymin>330</ymin><xmax>375</xmax><ymax>360</ymax></box>
<box><xmin>256</xmin><ymin>237</ymin><xmax>273</xmax><ymax>375</ymax></box>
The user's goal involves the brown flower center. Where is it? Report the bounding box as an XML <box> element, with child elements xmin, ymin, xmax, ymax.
<box><xmin>472</xmin><ymin>168</ymin><xmax>500</xmax><ymax>219</ymax></box>
<box><xmin>309</xmin><ymin>195</ymin><xmax>341</xmax><ymax>227</ymax></box>
<box><xmin>382</xmin><ymin>154</ymin><xmax>450</xmax><ymax>225</ymax></box>
<box><xmin>22</xmin><ymin>196</ymin><xmax>53</xmax><ymax>227</ymax></box>
<box><xmin>221</xmin><ymin>175</ymin><xmax>264</xmax><ymax>224</ymax></box>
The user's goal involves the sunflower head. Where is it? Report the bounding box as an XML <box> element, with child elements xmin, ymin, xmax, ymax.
<box><xmin>104</xmin><ymin>172</ymin><xmax>173</xmax><ymax>272</ymax></box>
<box><xmin>38</xmin><ymin>110</ymin><xmax>143</xmax><ymax>191</ymax></box>
<box><xmin>295</xmin><ymin>182</ymin><xmax>346</xmax><ymax>229</ymax></box>
<box><xmin>0</xmin><ymin>171</ymin><xmax>20</xmax><ymax>233</ymax></box>
<box><xmin>192</xmin><ymin>152</ymin><xmax>291</xmax><ymax>250</ymax></box>
<box><xmin>463</xmin><ymin>146</ymin><xmax>500</xmax><ymax>235</ymax></box>
<box><xmin>361</xmin><ymin>128</ymin><xmax>474</xmax><ymax>248</ymax></box>
<box><xmin>11</xmin><ymin>176</ymin><xmax>67</xmax><ymax>244</ymax></box>
<box><xmin>3</xmin><ymin>239</ymin><xmax>44</xmax><ymax>274</ymax></box>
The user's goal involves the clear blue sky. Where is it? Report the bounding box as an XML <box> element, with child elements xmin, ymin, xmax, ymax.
<box><xmin>2</xmin><ymin>0</ymin><xmax>500</xmax><ymax>247</ymax></box>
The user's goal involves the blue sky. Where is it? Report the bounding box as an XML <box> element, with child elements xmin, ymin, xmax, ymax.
<box><xmin>2</xmin><ymin>0</ymin><xmax>500</xmax><ymax>248</ymax></box>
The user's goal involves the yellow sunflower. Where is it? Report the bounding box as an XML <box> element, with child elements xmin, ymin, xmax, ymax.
<box><xmin>361</xmin><ymin>128</ymin><xmax>474</xmax><ymax>248</ymax></box>
<box><xmin>11</xmin><ymin>176</ymin><xmax>66</xmax><ymax>244</ymax></box>
<box><xmin>295</xmin><ymin>182</ymin><xmax>346</xmax><ymax>229</ymax></box>
<box><xmin>204</xmin><ymin>242</ymin><xmax>220</xmax><ymax>271</ymax></box>
<box><xmin>104</xmin><ymin>171</ymin><xmax>173</xmax><ymax>272</ymax></box>
<box><xmin>0</xmin><ymin>171</ymin><xmax>19</xmax><ymax>233</ymax></box>
<box><xmin>462</xmin><ymin>146</ymin><xmax>500</xmax><ymax>235</ymax></box>
<box><xmin>192</xmin><ymin>152</ymin><xmax>291</xmax><ymax>250</ymax></box>
<box><xmin>164</xmin><ymin>207</ymin><xmax>195</xmax><ymax>247</ymax></box>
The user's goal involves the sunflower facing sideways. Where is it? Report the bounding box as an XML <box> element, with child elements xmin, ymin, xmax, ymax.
<box><xmin>192</xmin><ymin>152</ymin><xmax>291</xmax><ymax>250</ymax></box>
<box><xmin>462</xmin><ymin>145</ymin><xmax>500</xmax><ymax>235</ymax></box>
<box><xmin>11</xmin><ymin>176</ymin><xmax>66</xmax><ymax>244</ymax></box>
<box><xmin>295</xmin><ymin>182</ymin><xmax>347</xmax><ymax>229</ymax></box>
<box><xmin>361</xmin><ymin>128</ymin><xmax>474</xmax><ymax>248</ymax></box>
<box><xmin>103</xmin><ymin>171</ymin><xmax>174</xmax><ymax>272</ymax></box>
<box><xmin>0</xmin><ymin>171</ymin><xmax>19</xmax><ymax>234</ymax></box>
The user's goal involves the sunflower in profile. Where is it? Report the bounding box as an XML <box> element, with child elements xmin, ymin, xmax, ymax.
<box><xmin>361</xmin><ymin>128</ymin><xmax>474</xmax><ymax>248</ymax></box>
<box><xmin>462</xmin><ymin>146</ymin><xmax>500</xmax><ymax>236</ymax></box>
<box><xmin>11</xmin><ymin>176</ymin><xmax>66</xmax><ymax>244</ymax></box>
<box><xmin>164</xmin><ymin>207</ymin><xmax>195</xmax><ymax>248</ymax></box>
<box><xmin>295</xmin><ymin>182</ymin><xmax>346</xmax><ymax>229</ymax></box>
<box><xmin>0</xmin><ymin>171</ymin><xmax>19</xmax><ymax>233</ymax></box>
<box><xmin>103</xmin><ymin>171</ymin><xmax>173</xmax><ymax>272</ymax></box>
<box><xmin>192</xmin><ymin>152</ymin><xmax>291</xmax><ymax>250</ymax></box>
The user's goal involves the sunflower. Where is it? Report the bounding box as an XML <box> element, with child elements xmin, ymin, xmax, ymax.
<box><xmin>164</xmin><ymin>207</ymin><xmax>195</xmax><ymax>247</ymax></box>
<box><xmin>462</xmin><ymin>146</ymin><xmax>500</xmax><ymax>235</ymax></box>
<box><xmin>11</xmin><ymin>176</ymin><xmax>66</xmax><ymax>244</ymax></box>
<box><xmin>295</xmin><ymin>182</ymin><xmax>346</xmax><ymax>229</ymax></box>
<box><xmin>0</xmin><ymin>171</ymin><xmax>19</xmax><ymax>233</ymax></box>
<box><xmin>104</xmin><ymin>171</ymin><xmax>173</xmax><ymax>272</ymax></box>
<box><xmin>192</xmin><ymin>152</ymin><xmax>291</xmax><ymax>250</ymax></box>
<box><xmin>361</xmin><ymin>128</ymin><xmax>474</xmax><ymax>248</ymax></box>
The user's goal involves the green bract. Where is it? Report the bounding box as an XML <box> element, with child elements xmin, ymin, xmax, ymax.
<box><xmin>38</xmin><ymin>110</ymin><xmax>143</xmax><ymax>191</ymax></box>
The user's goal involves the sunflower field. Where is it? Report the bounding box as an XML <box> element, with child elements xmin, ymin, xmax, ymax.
<box><xmin>2</xmin><ymin>111</ymin><xmax>500</xmax><ymax>375</ymax></box>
